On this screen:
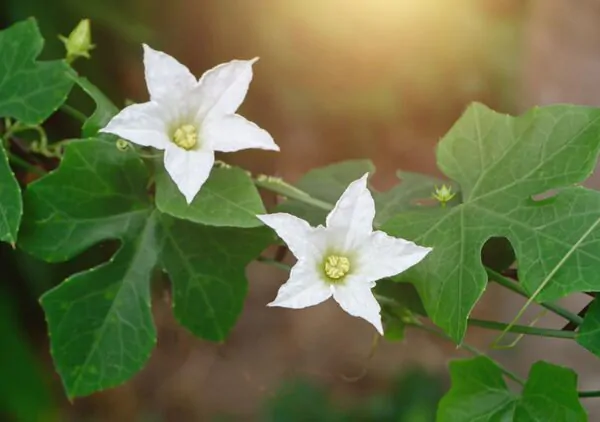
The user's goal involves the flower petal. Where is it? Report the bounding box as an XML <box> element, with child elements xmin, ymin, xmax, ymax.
<box><xmin>333</xmin><ymin>278</ymin><xmax>383</xmax><ymax>334</ymax></box>
<box><xmin>203</xmin><ymin>114</ymin><xmax>279</xmax><ymax>152</ymax></box>
<box><xmin>100</xmin><ymin>102</ymin><xmax>170</xmax><ymax>149</ymax></box>
<box><xmin>194</xmin><ymin>58</ymin><xmax>258</xmax><ymax>120</ymax></box>
<box><xmin>143</xmin><ymin>44</ymin><xmax>197</xmax><ymax>103</ymax></box>
<box><xmin>357</xmin><ymin>230</ymin><xmax>432</xmax><ymax>281</ymax></box>
<box><xmin>163</xmin><ymin>143</ymin><xmax>215</xmax><ymax>204</ymax></box>
<box><xmin>325</xmin><ymin>173</ymin><xmax>375</xmax><ymax>249</ymax></box>
<box><xmin>268</xmin><ymin>262</ymin><xmax>332</xmax><ymax>309</ymax></box>
<box><xmin>256</xmin><ymin>213</ymin><xmax>326</xmax><ymax>261</ymax></box>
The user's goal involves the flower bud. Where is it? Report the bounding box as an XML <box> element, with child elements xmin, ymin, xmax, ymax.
<box><xmin>432</xmin><ymin>184</ymin><xmax>456</xmax><ymax>207</ymax></box>
<box><xmin>59</xmin><ymin>19</ymin><xmax>95</xmax><ymax>64</ymax></box>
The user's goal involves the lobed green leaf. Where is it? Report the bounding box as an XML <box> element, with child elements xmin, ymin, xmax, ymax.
<box><xmin>438</xmin><ymin>357</ymin><xmax>586</xmax><ymax>422</ymax></box>
<box><xmin>0</xmin><ymin>18</ymin><xmax>73</xmax><ymax>124</ymax></box>
<box><xmin>384</xmin><ymin>103</ymin><xmax>600</xmax><ymax>342</ymax></box>
<box><xmin>19</xmin><ymin>140</ymin><xmax>271</xmax><ymax>397</ymax></box>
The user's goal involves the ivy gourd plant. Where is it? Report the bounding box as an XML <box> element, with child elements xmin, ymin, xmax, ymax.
<box><xmin>2</xmin><ymin>17</ymin><xmax>600</xmax><ymax>421</ymax></box>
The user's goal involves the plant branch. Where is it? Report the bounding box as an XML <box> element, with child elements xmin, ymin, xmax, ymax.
<box><xmin>485</xmin><ymin>268</ymin><xmax>582</xmax><ymax>326</ymax></box>
<box><xmin>253</xmin><ymin>175</ymin><xmax>333</xmax><ymax>211</ymax></box>
<box><xmin>256</xmin><ymin>256</ymin><xmax>292</xmax><ymax>272</ymax></box>
<box><xmin>468</xmin><ymin>318</ymin><xmax>575</xmax><ymax>340</ymax></box>
<box><xmin>60</xmin><ymin>104</ymin><xmax>87</xmax><ymax>123</ymax></box>
<box><xmin>579</xmin><ymin>390</ymin><xmax>600</xmax><ymax>398</ymax></box>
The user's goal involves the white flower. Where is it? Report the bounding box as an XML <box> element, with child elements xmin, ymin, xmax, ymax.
<box><xmin>100</xmin><ymin>44</ymin><xmax>279</xmax><ymax>204</ymax></box>
<box><xmin>257</xmin><ymin>174</ymin><xmax>432</xmax><ymax>334</ymax></box>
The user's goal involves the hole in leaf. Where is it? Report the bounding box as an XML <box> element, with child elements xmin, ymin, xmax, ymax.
<box><xmin>481</xmin><ymin>237</ymin><xmax>515</xmax><ymax>273</ymax></box>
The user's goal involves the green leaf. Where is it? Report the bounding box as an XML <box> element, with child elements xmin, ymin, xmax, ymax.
<box><xmin>19</xmin><ymin>140</ymin><xmax>273</xmax><ymax>397</ymax></box>
<box><xmin>69</xmin><ymin>71</ymin><xmax>119</xmax><ymax>137</ymax></box>
<box><xmin>19</xmin><ymin>139</ymin><xmax>155</xmax><ymax>398</ymax></box>
<box><xmin>0</xmin><ymin>143</ymin><xmax>22</xmax><ymax>244</ymax></box>
<box><xmin>155</xmin><ymin>164</ymin><xmax>266</xmax><ymax>228</ymax></box>
<box><xmin>438</xmin><ymin>357</ymin><xmax>586</xmax><ymax>422</ymax></box>
<box><xmin>40</xmin><ymin>211</ymin><xmax>159</xmax><ymax>398</ymax></box>
<box><xmin>515</xmin><ymin>362</ymin><xmax>587</xmax><ymax>422</ymax></box>
<box><xmin>383</xmin><ymin>103</ymin><xmax>600</xmax><ymax>341</ymax></box>
<box><xmin>277</xmin><ymin>159</ymin><xmax>443</xmax><ymax>226</ymax></box>
<box><xmin>19</xmin><ymin>140</ymin><xmax>151</xmax><ymax>262</ymax></box>
<box><xmin>0</xmin><ymin>18</ymin><xmax>74</xmax><ymax>124</ymax></box>
<box><xmin>437</xmin><ymin>356</ymin><xmax>517</xmax><ymax>422</ymax></box>
<box><xmin>160</xmin><ymin>217</ymin><xmax>273</xmax><ymax>340</ymax></box>
<box><xmin>576</xmin><ymin>299</ymin><xmax>600</xmax><ymax>357</ymax></box>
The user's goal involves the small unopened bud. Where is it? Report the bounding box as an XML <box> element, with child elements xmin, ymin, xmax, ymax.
<box><xmin>432</xmin><ymin>184</ymin><xmax>456</xmax><ymax>207</ymax></box>
<box><xmin>59</xmin><ymin>19</ymin><xmax>95</xmax><ymax>64</ymax></box>
<box><xmin>116</xmin><ymin>139</ymin><xmax>130</xmax><ymax>151</ymax></box>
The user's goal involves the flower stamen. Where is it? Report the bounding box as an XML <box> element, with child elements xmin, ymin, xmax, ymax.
<box><xmin>323</xmin><ymin>255</ymin><xmax>350</xmax><ymax>281</ymax></box>
<box><xmin>172</xmin><ymin>124</ymin><xmax>198</xmax><ymax>150</ymax></box>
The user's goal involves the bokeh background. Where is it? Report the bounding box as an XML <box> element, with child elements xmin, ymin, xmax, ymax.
<box><xmin>2</xmin><ymin>0</ymin><xmax>600</xmax><ymax>420</ymax></box>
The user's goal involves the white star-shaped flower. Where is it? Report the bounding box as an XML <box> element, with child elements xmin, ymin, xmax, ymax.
<box><xmin>257</xmin><ymin>174</ymin><xmax>432</xmax><ymax>334</ymax></box>
<box><xmin>100</xmin><ymin>44</ymin><xmax>279</xmax><ymax>204</ymax></box>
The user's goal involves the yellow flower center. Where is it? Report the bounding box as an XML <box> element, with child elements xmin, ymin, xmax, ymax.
<box><xmin>323</xmin><ymin>255</ymin><xmax>351</xmax><ymax>281</ymax></box>
<box><xmin>172</xmin><ymin>124</ymin><xmax>198</xmax><ymax>150</ymax></box>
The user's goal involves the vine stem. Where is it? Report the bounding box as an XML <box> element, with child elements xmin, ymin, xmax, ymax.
<box><xmin>255</xmin><ymin>256</ymin><xmax>291</xmax><ymax>272</ymax></box>
<box><xmin>468</xmin><ymin>318</ymin><xmax>575</xmax><ymax>340</ymax></box>
<box><xmin>253</xmin><ymin>175</ymin><xmax>582</xmax><ymax>328</ymax></box>
<box><xmin>254</xmin><ymin>176</ymin><xmax>333</xmax><ymax>211</ymax></box>
<box><xmin>256</xmin><ymin>255</ymin><xmax>599</xmax><ymax>397</ymax></box>
<box><xmin>60</xmin><ymin>104</ymin><xmax>87</xmax><ymax>123</ymax></box>
<box><xmin>579</xmin><ymin>390</ymin><xmax>600</xmax><ymax>398</ymax></box>
<box><xmin>486</xmin><ymin>268</ymin><xmax>582</xmax><ymax>326</ymax></box>
<box><xmin>256</xmin><ymin>257</ymin><xmax>571</xmax><ymax>340</ymax></box>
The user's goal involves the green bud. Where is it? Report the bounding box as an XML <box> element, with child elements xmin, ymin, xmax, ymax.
<box><xmin>59</xmin><ymin>19</ymin><xmax>95</xmax><ymax>64</ymax></box>
<box><xmin>432</xmin><ymin>184</ymin><xmax>456</xmax><ymax>207</ymax></box>
<box><xmin>116</xmin><ymin>139</ymin><xmax>130</xmax><ymax>151</ymax></box>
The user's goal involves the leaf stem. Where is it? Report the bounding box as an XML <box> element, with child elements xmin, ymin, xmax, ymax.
<box><xmin>578</xmin><ymin>390</ymin><xmax>600</xmax><ymax>398</ymax></box>
<box><xmin>60</xmin><ymin>104</ymin><xmax>87</xmax><ymax>123</ymax></box>
<box><xmin>256</xmin><ymin>256</ymin><xmax>292</xmax><ymax>272</ymax></box>
<box><xmin>468</xmin><ymin>318</ymin><xmax>575</xmax><ymax>339</ymax></box>
<box><xmin>253</xmin><ymin>175</ymin><xmax>333</xmax><ymax>212</ymax></box>
<box><xmin>486</xmin><ymin>268</ymin><xmax>582</xmax><ymax>326</ymax></box>
<box><xmin>409</xmin><ymin>322</ymin><xmax>525</xmax><ymax>385</ymax></box>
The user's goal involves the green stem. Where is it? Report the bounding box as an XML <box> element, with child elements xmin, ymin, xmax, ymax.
<box><xmin>485</xmin><ymin>268</ymin><xmax>582</xmax><ymax>326</ymax></box>
<box><xmin>60</xmin><ymin>104</ymin><xmax>87</xmax><ymax>123</ymax></box>
<box><xmin>468</xmin><ymin>318</ymin><xmax>575</xmax><ymax>340</ymax></box>
<box><xmin>410</xmin><ymin>322</ymin><xmax>525</xmax><ymax>385</ymax></box>
<box><xmin>8</xmin><ymin>154</ymin><xmax>46</xmax><ymax>176</ymax></box>
<box><xmin>254</xmin><ymin>176</ymin><xmax>333</xmax><ymax>212</ymax></box>
<box><xmin>256</xmin><ymin>256</ymin><xmax>292</xmax><ymax>272</ymax></box>
<box><xmin>578</xmin><ymin>390</ymin><xmax>600</xmax><ymax>398</ymax></box>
